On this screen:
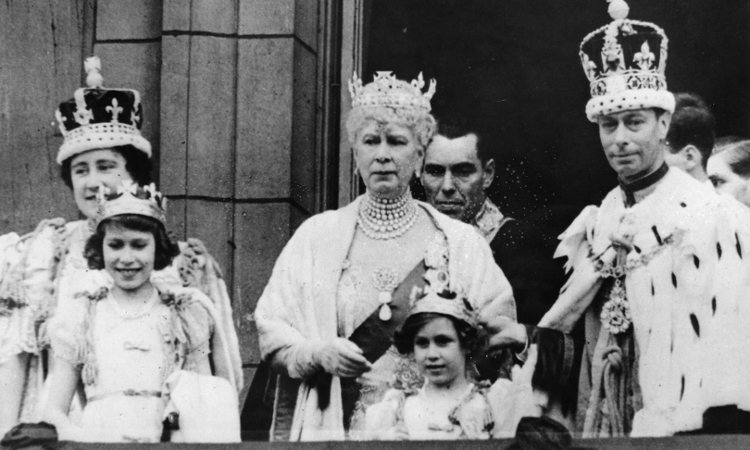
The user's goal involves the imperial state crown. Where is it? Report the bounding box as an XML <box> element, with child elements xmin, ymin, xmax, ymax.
<box><xmin>579</xmin><ymin>0</ymin><xmax>675</xmax><ymax>121</ymax></box>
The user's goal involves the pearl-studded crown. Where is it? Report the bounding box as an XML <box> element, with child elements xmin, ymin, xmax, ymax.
<box><xmin>348</xmin><ymin>71</ymin><xmax>436</xmax><ymax>113</ymax></box>
<box><xmin>579</xmin><ymin>0</ymin><xmax>674</xmax><ymax>121</ymax></box>
<box><xmin>96</xmin><ymin>181</ymin><xmax>166</xmax><ymax>226</ymax></box>
<box><xmin>55</xmin><ymin>56</ymin><xmax>151</xmax><ymax>164</ymax></box>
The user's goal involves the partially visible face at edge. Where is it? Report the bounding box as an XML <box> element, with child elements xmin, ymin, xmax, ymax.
<box><xmin>708</xmin><ymin>153</ymin><xmax>750</xmax><ymax>207</ymax></box>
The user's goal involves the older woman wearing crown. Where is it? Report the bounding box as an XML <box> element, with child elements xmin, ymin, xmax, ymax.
<box><xmin>0</xmin><ymin>57</ymin><xmax>241</xmax><ymax>435</ymax></box>
<box><xmin>253</xmin><ymin>72</ymin><xmax>516</xmax><ymax>441</ymax></box>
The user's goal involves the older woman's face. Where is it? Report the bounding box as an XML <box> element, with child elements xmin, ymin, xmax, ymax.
<box><xmin>707</xmin><ymin>153</ymin><xmax>750</xmax><ymax>207</ymax></box>
<box><xmin>353</xmin><ymin>120</ymin><xmax>423</xmax><ymax>198</ymax></box>
<box><xmin>70</xmin><ymin>149</ymin><xmax>132</xmax><ymax>219</ymax></box>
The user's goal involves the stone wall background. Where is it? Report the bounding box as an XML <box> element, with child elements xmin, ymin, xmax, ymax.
<box><xmin>0</xmin><ymin>0</ymin><xmax>340</xmax><ymax>406</ymax></box>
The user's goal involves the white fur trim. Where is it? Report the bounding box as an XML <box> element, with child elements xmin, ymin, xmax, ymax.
<box><xmin>586</xmin><ymin>89</ymin><xmax>675</xmax><ymax>122</ymax></box>
<box><xmin>56</xmin><ymin>122</ymin><xmax>151</xmax><ymax>164</ymax></box>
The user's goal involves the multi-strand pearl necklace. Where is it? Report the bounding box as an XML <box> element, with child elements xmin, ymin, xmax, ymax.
<box><xmin>357</xmin><ymin>189</ymin><xmax>418</xmax><ymax>240</ymax></box>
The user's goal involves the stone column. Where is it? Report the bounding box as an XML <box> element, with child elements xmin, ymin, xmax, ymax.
<box><xmin>159</xmin><ymin>0</ymin><xmax>325</xmax><ymax>403</ymax></box>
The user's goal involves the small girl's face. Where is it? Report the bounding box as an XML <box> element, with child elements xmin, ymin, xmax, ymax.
<box><xmin>414</xmin><ymin>316</ymin><xmax>467</xmax><ymax>388</ymax></box>
<box><xmin>103</xmin><ymin>224</ymin><xmax>155</xmax><ymax>293</ymax></box>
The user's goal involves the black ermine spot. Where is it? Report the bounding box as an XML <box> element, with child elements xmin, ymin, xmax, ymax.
<box><xmin>689</xmin><ymin>314</ymin><xmax>700</xmax><ymax>338</ymax></box>
<box><xmin>652</xmin><ymin>226</ymin><xmax>663</xmax><ymax>245</ymax></box>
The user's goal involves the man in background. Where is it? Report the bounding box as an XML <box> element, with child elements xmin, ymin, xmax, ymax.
<box><xmin>421</xmin><ymin>116</ymin><xmax>565</xmax><ymax>325</ymax></box>
<box><xmin>663</xmin><ymin>92</ymin><xmax>715</xmax><ymax>184</ymax></box>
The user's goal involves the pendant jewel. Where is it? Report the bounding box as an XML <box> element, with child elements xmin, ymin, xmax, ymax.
<box><xmin>373</xmin><ymin>267</ymin><xmax>399</xmax><ymax>322</ymax></box>
<box><xmin>600</xmin><ymin>278</ymin><xmax>632</xmax><ymax>334</ymax></box>
<box><xmin>379</xmin><ymin>304</ymin><xmax>392</xmax><ymax>321</ymax></box>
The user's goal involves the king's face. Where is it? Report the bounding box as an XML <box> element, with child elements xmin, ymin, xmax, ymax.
<box><xmin>597</xmin><ymin>109</ymin><xmax>671</xmax><ymax>183</ymax></box>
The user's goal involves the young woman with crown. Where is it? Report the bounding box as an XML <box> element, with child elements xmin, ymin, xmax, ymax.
<box><xmin>363</xmin><ymin>279</ymin><xmax>537</xmax><ymax>440</ymax></box>
<box><xmin>0</xmin><ymin>57</ymin><xmax>241</xmax><ymax>436</ymax></box>
<box><xmin>250</xmin><ymin>72</ymin><xmax>517</xmax><ymax>441</ymax></box>
<box><xmin>42</xmin><ymin>182</ymin><xmax>239</xmax><ymax>442</ymax></box>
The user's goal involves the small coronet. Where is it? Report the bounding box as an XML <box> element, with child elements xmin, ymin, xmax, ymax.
<box><xmin>96</xmin><ymin>181</ymin><xmax>167</xmax><ymax>227</ymax></box>
<box><xmin>407</xmin><ymin>269</ymin><xmax>478</xmax><ymax>329</ymax></box>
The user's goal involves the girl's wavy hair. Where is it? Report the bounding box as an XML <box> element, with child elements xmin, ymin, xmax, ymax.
<box><xmin>393</xmin><ymin>312</ymin><xmax>487</xmax><ymax>360</ymax></box>
<box><xmin>345</xmin><ymin>106</ymin><xmax>437</xmax><ymax>151</ymax></box>
<box><xmin>84</xmin><ymin>214</ymin><xmax>180</xmax><ymax>271</ymax></box>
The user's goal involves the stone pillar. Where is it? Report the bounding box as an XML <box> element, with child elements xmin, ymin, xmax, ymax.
<box><xmin>0</xmin><ymin>0</ymin><xmax>95</xmax><ymax>231</ymax></box>
<box><xmin>159</xmin><ymin>0</ymin><xmax>325</xmax><ymax>403</ymax></box>
<box><xmin>93</xmin><ymin>0</ymin><xmax>163</xmax><ymax>171</ymax></box>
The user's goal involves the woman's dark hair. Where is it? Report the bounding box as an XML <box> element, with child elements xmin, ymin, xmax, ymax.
<box><xmin>394</xmin><ymin>312</ymin><xmax>486</xmax><ymax>358</ymax></box>
<box><xmin>84</xmin><ymin>214</ymin><xmax>180</xmax><ymax>271</ymax></box>
<box><xmin>61</xmin><ymin>145</ymin><xmax>153</xmax><ymax>189</ymax></box>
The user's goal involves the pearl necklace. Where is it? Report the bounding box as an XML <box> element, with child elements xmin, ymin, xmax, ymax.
<box><xmin>357</xmin><ymin>190</ymin><xmax>418</xmax><ymax>240</ymax></box>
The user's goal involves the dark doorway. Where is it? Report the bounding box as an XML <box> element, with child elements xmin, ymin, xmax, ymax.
<box><xmin>364</xmin><ymin>0</ymin><xmax>750</xmax><ymax>237</ymax></box>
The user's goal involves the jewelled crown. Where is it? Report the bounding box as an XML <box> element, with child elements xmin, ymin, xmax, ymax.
<box><xmin>348</xmin><ymin>71</ymin><xmax>436</xmax><ymax>113</ymax></box>
<box><xmin>407</xmin><ymin>269</ymin><xmax>478</xmax><ymax>328</ymax></box>
<box><xmin>55</xmin><ymin>56</ymin><xmax>152</xmax><ymax>164</ymax></box>
<box><xmin>96</xmin><ymin>181</ymin><xmax>166</xmax><ymax>226</ymax></box>
<box><xmin>579</xmin><ymin>0</ymin><xmax>675</xmax><ymax>122</ymax></box>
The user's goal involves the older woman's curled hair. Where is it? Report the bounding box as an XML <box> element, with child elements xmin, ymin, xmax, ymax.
<box><xmin>345</xmin><ymin>105</ymin><xmax>437</xmax><ymax>151</ymax></box>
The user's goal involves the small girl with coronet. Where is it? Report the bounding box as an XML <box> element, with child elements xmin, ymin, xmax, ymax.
<box><xmin>363</xmin><ymin>274</ymin><xmax>538</xmax><ymax>440</ymax></box>
<box><xmin>43</xmin><ymin>182</ymin><xmax>239</xmax><ymax>443</ymax></box>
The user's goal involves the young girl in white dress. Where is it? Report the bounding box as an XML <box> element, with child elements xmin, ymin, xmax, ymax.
<box><xmin>363</xmin><ymin>280</ymin><xmax>538</xmax><ymax>440</ymax></box>
<box><xmin>42</xmin><ymin>182</ymin><xmax>233</xmax><ymax>443</ymax></box>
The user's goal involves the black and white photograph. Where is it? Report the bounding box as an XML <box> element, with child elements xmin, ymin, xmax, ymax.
<box><xmin>1</xmin><ymin>0</ymin><xmax>750</xmax><ymax>448</ymax></box>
